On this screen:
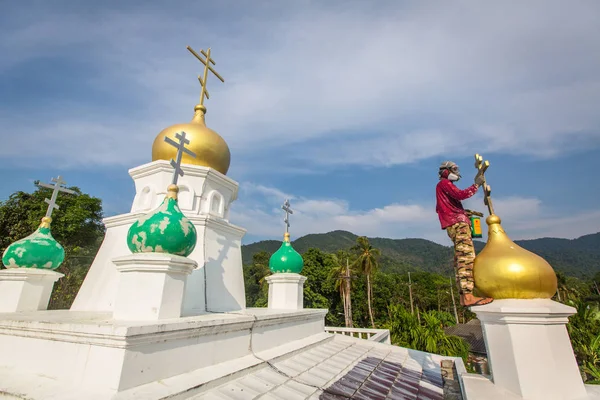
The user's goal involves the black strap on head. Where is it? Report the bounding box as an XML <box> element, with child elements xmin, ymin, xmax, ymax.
<box><xmin>439</xmin><ymin>161</ymin><xmax>457</xmax><ymax>178</ymax></box>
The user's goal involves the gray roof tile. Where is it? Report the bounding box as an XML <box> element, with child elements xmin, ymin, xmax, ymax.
<box><xmin>193</xmin><ymin>334</ymin><xmax>454</xmax><ymax>399</ymax></box>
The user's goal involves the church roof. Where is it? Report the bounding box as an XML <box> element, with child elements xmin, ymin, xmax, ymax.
<box><xmin>444</xmin><ymin>319</ymin><xmax>486</xmax><ymax>356</ymax></box>
<box><xmin>189</xmin><ymin>334</ymin><xmax>451</xmax><ymax>399</ymax></box>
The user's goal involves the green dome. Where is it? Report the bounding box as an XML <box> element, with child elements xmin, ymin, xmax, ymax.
<box><xmin>127</xmin><ymin>185</ymin><xmax>197</xmax><ymax>257</ymax></box>
<box><xmin>269</xmin><ymin>234</ymin><xmax>303</xmax><ymax>273</ymax></box>
<box><xmin>1</xmin><ymin>217</ymin><xmax>65</xmax><ymax>270</ymax></box>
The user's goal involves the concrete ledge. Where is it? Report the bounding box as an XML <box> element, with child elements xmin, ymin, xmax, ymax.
<box><xmin>0</xmin><ymin>308</ymin><xmax>328</xmax><ymax>393</ymax></box>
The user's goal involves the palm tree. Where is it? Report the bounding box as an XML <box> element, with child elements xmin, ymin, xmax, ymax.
<box><xmin>352</xmin><ymin>236</ymin><xmax>380</xmax><ymax>328</ymax></box>
<box><xmin>329</xmin><ymin>251</ymin><xmax>355</xmax><ymax>327</ymax></box>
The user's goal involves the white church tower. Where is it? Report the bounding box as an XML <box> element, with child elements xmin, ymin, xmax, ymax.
<box><xmin>71</xmin><ymin>47</ymin><xmax>246</xmax><ymax>315</ymax></box>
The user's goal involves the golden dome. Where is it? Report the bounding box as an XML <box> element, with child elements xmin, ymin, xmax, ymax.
<box><xmin>474</xmin><ymin>214</ymin><xmax>558</xmax><ymax>299</ymax></box>
<box><xmin>152</xmin><ymin>104</ymin><xmax>231</xmax><ymax>175</ymax></box>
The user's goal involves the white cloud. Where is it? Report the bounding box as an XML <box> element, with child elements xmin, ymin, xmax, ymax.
<box><xmin>463</xmin><ymin>196</ymin><xmax>542</xmax><ymax>221</ymax></box>
<box><xmin>231</xmin><ymin>182</ymin><xmax>597</xmax><ymax>245</ymax></box>
<box><xmin>1</xmin><ymin>1</ymin><xmax>600</xmax><ymax>170</ymax></box>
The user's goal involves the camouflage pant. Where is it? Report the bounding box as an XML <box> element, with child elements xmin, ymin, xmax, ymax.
<box><xmin>446</xmin><ymin>222</ymin><xmax>475</xmax><ymax>295</ymax></box>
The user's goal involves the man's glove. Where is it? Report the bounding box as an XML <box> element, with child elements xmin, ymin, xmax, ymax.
<box><xmin>474</xmin><ymin>170</ymin><xmax>485</xmax><ymax>186</ymax></box>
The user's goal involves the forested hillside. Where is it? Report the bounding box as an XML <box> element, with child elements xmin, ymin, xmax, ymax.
<box><xmin>243</xmin><ymin>230</ymin><xmax>600</xmax><ymax>277</ymax></box>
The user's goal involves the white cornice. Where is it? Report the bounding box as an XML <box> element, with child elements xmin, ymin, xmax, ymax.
<box><xmin>188</xmin><ymin>215</ymin><xmax>247</xmax><ymax>237</ymax></box>
<box><xmin>0</xmin><ymin>309</ymin><xmax>327</xmax><ymax>349</ymax></box>
<box><xmin>128</xmin><ymin>161</ymin><xmax>239</xmax><ymax>198</ymax></box>
<box><xmin>103</xmin><ymin>213</ymin><xmax>144</xmax><ymax>228</ymax></box>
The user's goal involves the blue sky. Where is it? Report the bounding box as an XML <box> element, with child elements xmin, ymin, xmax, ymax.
<box><xmin>1</xmin><ymin>0</ymin><xmax>599</xmax><ymax>245</ymax></box>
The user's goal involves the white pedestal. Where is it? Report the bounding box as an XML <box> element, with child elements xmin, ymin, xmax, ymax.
<box><xmin>0</xmin><ymin>268</ymin><xmax>63</xmax><ymax>312</ymax></box>
<box><xmin>473</xmin><ymin>299</ymin><xmax>588</xmax><ymax>400</ymax></box>
<box><xmin>112</xmin><ymin>253</ymin><xmax>196</xmax><ymax>320</ymax></box>
<box><xmin>266</xmin><ymin>273</ymin><xmax>307</xmax><ymax>310</ymax></box>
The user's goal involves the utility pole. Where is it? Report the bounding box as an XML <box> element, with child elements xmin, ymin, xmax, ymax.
<box><xmin>408</xmin><ymin>272</ymin><xmax>414</xmax><ymax>315</ymax></box>
<box><xmin>450</xmin><ymin>278</ymin><xmax>459</xmax><ymax>324</ymax></box>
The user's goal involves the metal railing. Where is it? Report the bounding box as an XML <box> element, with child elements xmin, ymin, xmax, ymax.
<box><xmin>325</xmin><ymin>326</ymin><xmax>391</xmax><ymax>344</ymax></box>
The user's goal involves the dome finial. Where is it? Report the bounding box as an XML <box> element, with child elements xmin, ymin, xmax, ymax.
<box><xmin>186</xmin><ymin>45</ymin><xmax>225</xmax><ymax>108</ymax></box>
<box><xmin>163</xmin><ymin>130</ymin><xmax>197</xmax><ymax>186</ymax></box>
<box><xmin>151</xmin><ymin>45</ymin><xmax>231</xmax><ymax>175</ymax></box>
<box><xmin>36</xmin><ymin>175</ymin><xmax>77</xmax><ymax>219</ymax></box>
<box><xmin>282</xmin><ymin>199</ymin><xmax>293</xmax><ymax>237</ymax></box>
<box><xmin>472</xmin><ymin>154</ymin><xmax>557</xmax><ymax>299</ymax></box>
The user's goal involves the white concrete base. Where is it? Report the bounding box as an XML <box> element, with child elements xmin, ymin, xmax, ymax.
<box><xmin>0</xmin><ymin>268</ymin><xmax>64</xmax><ymax>312</ymax></box>
<box><xmin>112</xmin><ymin>253</ymin><xmax>197</xmax><ymax>321</ymax></box>
<box><xmin>472</xmin><ymin>299</ymin><xmax>588</xmax><ymax>400</ymax></box>
<box><xmin>266</xmin><ymin>273</ymin><xmax>307</xmax><ymax>310</ymax></box>
<box><xmin>0</xmin><ymin>307</ymin><xmax>327</xmax><ymax>397</ymax></box>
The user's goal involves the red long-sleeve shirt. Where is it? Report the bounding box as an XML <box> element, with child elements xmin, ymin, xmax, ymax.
<box><xmin>436</xmin><ymin>179</ymin><xmax>479</xmax><ymax>229</ymax></box>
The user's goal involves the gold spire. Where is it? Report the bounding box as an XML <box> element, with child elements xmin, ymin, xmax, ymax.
<box><xmin>151</xmin><ymin>45</ymin><xmax>231</xmax><ymax>175</ymax></box>
<box><xmin>186</xmin><ymin>46</ymin><xmax>225</xmax><ymax>106</ymax></box>
<box><xmin>472</xmin><ymin>154</ymin><xmax>558</xmax><ymax>299</ymax></box>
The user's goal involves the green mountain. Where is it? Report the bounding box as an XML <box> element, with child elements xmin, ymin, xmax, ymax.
<box><xmin>242</xmin><ymin>230</ymin><xmax>600</xmax><ymax>278</ymax></box>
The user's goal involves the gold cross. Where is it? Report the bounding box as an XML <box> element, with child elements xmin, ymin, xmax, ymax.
<box><xmin>186</xmin><ymin>45</ymin><xmax>225</xmax><ymax>106</ymax></box>
<box><xmin>474</xmin><ymin>154</ymin><xmax>495</xmax><ymax>215</ymax></box>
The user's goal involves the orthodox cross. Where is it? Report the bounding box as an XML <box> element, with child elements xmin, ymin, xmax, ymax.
<box><xmin>36</xmin><ymin>176</ymin><xmax>76</xmax><ymax>218</ymax></box>
<box><xmin>186</xmin><ymin>45</ymin><xmax>225</xmax><ymax>106</ymax></box>
<box><xmin>474</xmin><ymin>153</ymin><xmax>495</xmax><ymax>215</ymax></box>
<box><xmin>282</xmin><ymin>199</ymin><xmax>293</xmax><ymax>233</ymax></box>
<box><xmin>164</xmin><ymin>131</ymin><xmax>197</xmax><ymax>185</ymax></box>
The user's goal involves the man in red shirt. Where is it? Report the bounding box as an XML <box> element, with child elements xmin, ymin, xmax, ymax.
<box><xmin>436</xmin><ymin>161</ymin><xmax>492</xmax><ymax>307</ymax></box>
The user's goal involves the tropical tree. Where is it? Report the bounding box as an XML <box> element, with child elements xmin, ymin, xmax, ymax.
<box><xmin>329</xmin><ymin>250</ymin><xmax>356</xmax><ymax>327</ymax></box>
<box><xmin>352</xmin><ymin>236</ymin><xmax>381</xmax><ymax>328</ymax></box>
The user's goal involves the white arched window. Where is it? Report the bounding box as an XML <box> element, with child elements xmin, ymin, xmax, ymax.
<box><xmin>207</xmin><ymin>190</ymin><xmax>224</xmax><ymax>217</ymax></box>
<box><xmin>177</xmin><ymin>184</ymin><xmax>194</xmax><ymax>211</ymax></box>
<box><xmin>134</xmin><ymin>186</ymin><xmax>154</xmax><ymax>211</ymax></box>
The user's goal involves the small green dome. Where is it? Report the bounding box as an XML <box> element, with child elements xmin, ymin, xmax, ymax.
<box><xmin>269</xmin><ymin>233</ymin><xmax>304</xmax><ymax>273</ymax></box>
<box><xmin>127</xmin><ymin>185</ymin><xmax>197</xmax><ymax>257</ymax></box>
<box><xmin>1</xmin><ymin>217</ymin><xmax>65</xmax><ymax>270</ymax></box>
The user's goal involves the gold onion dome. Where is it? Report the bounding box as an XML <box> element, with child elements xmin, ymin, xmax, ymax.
<box><xmin>151</xmin><ymin>104</ymin><xmax>231</xmax><ymax>175</ymax></box>
<box><xmin>473</xmin><ymin>214</ymin><xmax>558</xmax><ymax>299</ymax></box>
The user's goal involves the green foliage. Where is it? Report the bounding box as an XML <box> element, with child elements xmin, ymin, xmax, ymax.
<box><xmin>0</xmin><ymin>186</ymin><xmax>104</xmax><ymax>309</ymax></box>
<box><xmin>566</xmin><ymin>299</ymin><xmax>600</xmax><ymax>383</ymax></box>
<box><xmin>385</xmin><ymin>304</ymin><xmax>469</xmax><ymax>361</ymax></box>
<box><xmin>302</xmin><ymin>249</ymin><xmax>337</xmax><ymax>312</ymax></box>
<box><xmin>243</xmin><ymin>251</ymin><xmax>271</xmax><ymax>307</ymax></box>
